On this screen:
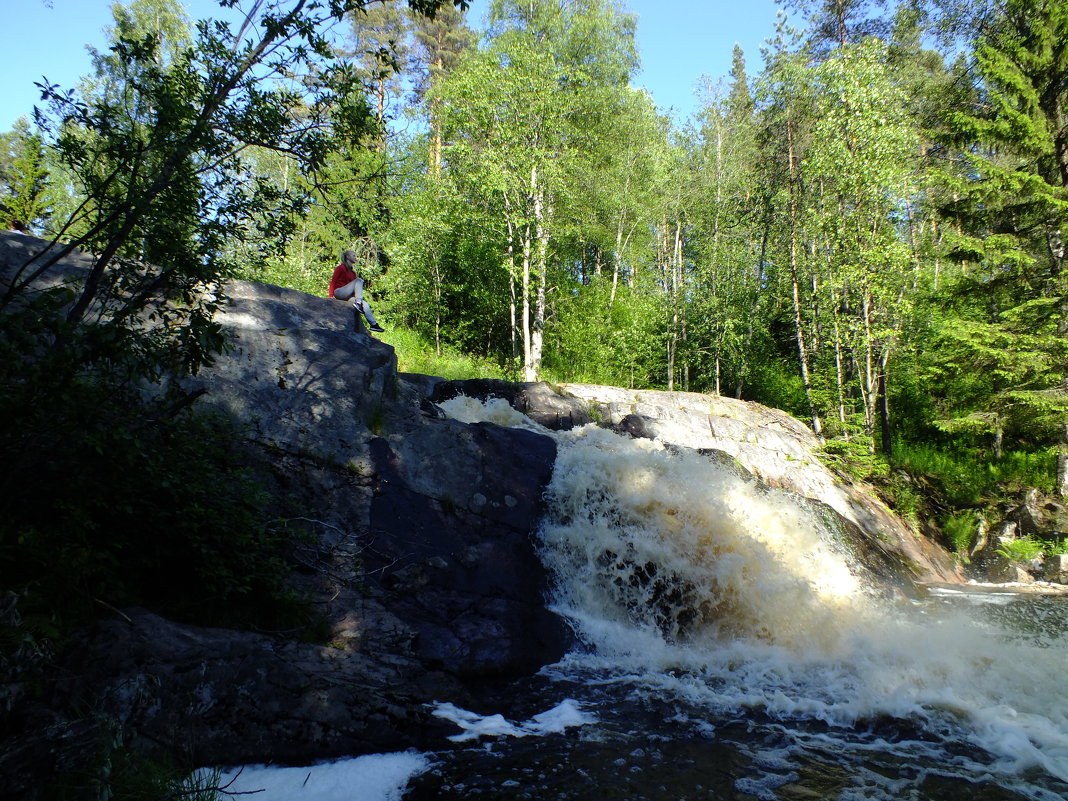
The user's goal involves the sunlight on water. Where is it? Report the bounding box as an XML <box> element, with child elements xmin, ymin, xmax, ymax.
<box><xmin>438</xmin><ymin>396</ymin><xmax>1068</xmax><ymax>797</ymax></box>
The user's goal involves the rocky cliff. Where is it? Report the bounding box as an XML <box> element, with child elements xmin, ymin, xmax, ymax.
<box><xmin>1</xmin><ymin>232</ymin><xmax>962</xmax><ymax>784</ymax></box>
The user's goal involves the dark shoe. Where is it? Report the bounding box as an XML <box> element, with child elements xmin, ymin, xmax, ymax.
<box><xmin>368</xmin><ymin>324</ymin><xmax>385</xmax><ymax>332</ymax></box>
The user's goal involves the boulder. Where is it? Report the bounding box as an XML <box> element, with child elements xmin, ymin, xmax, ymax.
<box><xmin>1045</xmin><ymin>554</ymin><xmax>1068</xmax><ymax>584</ymax></box>
<box><xmin>432</xmin><ymin>379</ymin><xmax>592</xmax><ymax>430</ymax></box>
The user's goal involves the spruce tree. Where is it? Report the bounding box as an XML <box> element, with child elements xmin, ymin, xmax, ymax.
<box><xmin>934</xmin><ymin>0</ymin><xmax>1068</xmax><ymax>454</ymax></box>
<box><xmin>0</xmin><ymin>118</ymin><xmax>50</xmax><ymax>232</ymax></box>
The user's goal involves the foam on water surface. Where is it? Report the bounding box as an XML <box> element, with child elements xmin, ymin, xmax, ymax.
<box><xmin>196</xmin><ymin>752</ymin><xmax>431</xmax><ymax>801</ymax></box>
<box><xmin>432</xmin><ymin>698</ymin><xmax>596</xmax><ymax>742</ymax></box>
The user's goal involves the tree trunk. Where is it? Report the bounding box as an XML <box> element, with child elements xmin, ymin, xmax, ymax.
<box><xmin>878</xmin><ymin>350</ymin><xmax>892</xmax><ymax>458</ymax></box>
<box><xmin>862</xmin><ymin>291</ymin><xmax>878</xmax><ymax>453</ymax></box>
<box><xmin>787</xmin><ymin>119</ymin><xmax>823</xmax><ymax>439</ymax></box>
<box><xmin>521</xmin><ymin>213</ymin><xmax>533</xmax><ymax>380</ymax></box>
<box><xmin>833</xmin><ymin>311</ymin><xmax>848</xmax><ymax>437</ymax></box>
<box><xmin>1056</xmin><ymin>422</ymin><xmax>1068</xmax><ymax>498</ymax></box>
<box><xmin>673</xmin><ymin>221</ymin><xmax>684</xmax><ymax>391</ymax></box>
<box><xmin>503</xmin><ymin>206</ymin><xmax>519</xmax><ymax>362</ymax></box>
<box><xmin>529</xmin><ymin>183</ymin><xmax>549</xmax><ymax>382</ymax></box>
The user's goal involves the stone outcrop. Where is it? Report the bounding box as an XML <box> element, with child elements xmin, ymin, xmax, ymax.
<box><xmin>0</xmin><ymin>234</ymin><xmax>570</xmax><ymax>778</ymax></box>
<box><xmin>968</xmin><ymin>489</ymin><xmax>1068</xmax><ymax>583</ymax></box>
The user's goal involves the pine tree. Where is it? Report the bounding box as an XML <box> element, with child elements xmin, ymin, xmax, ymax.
<box><xmin>346</xmin><ymin>0</ymin><xmax>410</xmax><ymax>144</ymax></box>
<box><xmin>407</xmin><ymin>3</ymin><xmax>474</xmax><ymax>174</ymax></box>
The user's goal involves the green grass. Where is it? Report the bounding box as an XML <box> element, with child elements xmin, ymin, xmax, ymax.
<box><xmin>892</xmin><ymin>441</ymin><xmax>1055</xmax><ymax>506</ymax></box>
<box><xmin>378</xmin><ymin>326</ymin><xmax>511</xmax><ymax>381</ymax></box>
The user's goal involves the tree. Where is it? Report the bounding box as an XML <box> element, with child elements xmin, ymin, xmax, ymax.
<box><xmin>932</xmin><ymin>0</ymin><xmax>1068</xmax><ymax>456</ymax></box>
<box><xmin>407</xmin><ymin>2</ymin><xmax>475</xmax><ymax>174</ymax></box>
<box><xmin>346</xmin><ymin>0</ymin><xmax>410</xmax><ymax>144</ymax></box>
<box><xmin>686</xmin><ymin>45</ymin><xmax>771</xmax><ymax>397</ymax></box>
<box><xmin>757</xmin><ymin>25</ymin><xmax>828</xmax><ymax>436</ymax></box>
<box><xmin>0</xmin><ymin>0</ymin><xmax>468</xmax><ymax>629</ymax></box>
<box><xmin>429</xmin><ymin>0</ymin><xmax>640</xmax><ymax>380</ymax></box>
<box><xmin>0</xmin><ymin>118</ymin><xmax>50</xmax><ymax>232</ymax></box>
<box><xmin>805</xmin><ymin>38</ymin><xmax>920</xmax><ymax>454</ymax></box>
<box><xmin>782</xmin><ymin>0</ymin><xmax>892</xmax><ymax>52</ymax></box>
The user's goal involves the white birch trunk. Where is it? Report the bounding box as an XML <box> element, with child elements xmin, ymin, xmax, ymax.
<box><xmin>529</xmin><ymin>178</ymin><xmax>548</xmax><ymax>381</ymax></box>
<box><xmin>787</xmin><ymin>120</ymin><xmax>823</xmax><ymax>439</ymax></box>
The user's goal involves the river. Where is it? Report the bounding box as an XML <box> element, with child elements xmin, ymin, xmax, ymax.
<box><xmin>216</xmin><ymin>399</ymin><xmax>1068</xmax><ymax>800</ymax></box>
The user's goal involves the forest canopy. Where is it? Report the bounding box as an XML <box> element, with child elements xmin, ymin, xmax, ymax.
<box><xmin>2</xmin><ymin>0</ymin><xmax>1066</xmax><ymax>503</ymax></box>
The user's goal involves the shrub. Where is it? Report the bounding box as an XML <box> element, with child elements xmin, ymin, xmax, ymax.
<box><xmin>0</xmin><ymin>388</ymin><xmax>304</xmax><ymax>635</ymax></box>
<box><xmin>943</xmin><ymin>511</ymin><xmax>979</xmax><ymax>555</ymax></box>
<box><xmin>996</xmin><ymin>535</ymin><xmax>1045</xmax><ymax>563</ymax></box>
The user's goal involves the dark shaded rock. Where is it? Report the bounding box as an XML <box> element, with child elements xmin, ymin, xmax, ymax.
<box><xmin>616</xmin><ymin>413</ymin><xmax>657</xmax><ymax>440</ymax></box>
<box><xmin>0</xmin><ymin>233</ymin><xmax>571</xmax><ymax>776</ymax></box>
<box><xmin>432</xmin><ymin>379</ymin><xmax>592</xmax><ymax>430</ymax></box>
<box><xmin>54</xmin><ymin>609</ymin><xmax>464</xmax><ymax>767</ymax></box>
<box><xmin>364</xmin><ymin>422</ymin><xmax>570</xmax><ymax>677</ymax></box>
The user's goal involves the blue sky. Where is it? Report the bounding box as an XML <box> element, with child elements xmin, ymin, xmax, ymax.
<box><xmin>2</xmin><ymin>0</ymin><xmax>787</xmax><ymax>132</ymax></box>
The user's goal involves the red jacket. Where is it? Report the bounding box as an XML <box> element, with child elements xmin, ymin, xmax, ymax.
<box><xmin>328</xmin><ymin>263</ymin><xmax>357</xmax><ymax>297</ymax></box>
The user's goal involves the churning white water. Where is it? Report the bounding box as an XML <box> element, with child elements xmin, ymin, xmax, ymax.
<box><xmin>439</xmin><ymin>396</ymin><xmax>1068</xmax><ymax>800</ymax></box>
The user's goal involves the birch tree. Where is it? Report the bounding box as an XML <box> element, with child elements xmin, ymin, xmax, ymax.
<box><xmin>805</xmin><ymin>38</ymin><xmax>919</xmax><ymax>454</ymax></box>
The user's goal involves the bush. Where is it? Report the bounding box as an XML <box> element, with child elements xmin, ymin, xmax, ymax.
<box><xmin>996</xmin><ymin>535</ymin><xmax>1045</xmax><ymax>563</ymax></box>
<box><xmin>0</xmin><ymin>384</ymin><xmax>304</xmax><ymax>635</ymax></box>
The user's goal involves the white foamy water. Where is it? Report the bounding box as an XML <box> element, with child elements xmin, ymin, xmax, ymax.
<box><xmin>432</xmin><ymin>698</ymin><xmax>595</xmax><ymax>742</ymax></box>
<box><xmin>440</xmin><ymin>395</ymin><xmax>1068</xmax><ymax>797</ymax></box>
<box><xmin>194</xmin><ymin>752</ymin><xmax>430</xmax><ymax>801</ymax></box>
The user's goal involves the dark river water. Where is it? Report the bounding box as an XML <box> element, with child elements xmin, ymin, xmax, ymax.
<box><xmin>409</xmin><ymin>401</ymin><xmax>1068</xmax><ymax>801</ymax></box>
<box><xmin>407</xmin><ymin>587</ymin><xmax>1068</xmax><ymax>801</ymax></box>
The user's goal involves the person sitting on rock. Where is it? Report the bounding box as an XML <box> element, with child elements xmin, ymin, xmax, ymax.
<box><xmin>329</xmin><ymin>249</ymin><xmax>384</xmax><ymax>332</ymax></box>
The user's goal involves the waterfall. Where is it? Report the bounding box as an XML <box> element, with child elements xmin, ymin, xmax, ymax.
<box><xmin>440</xmin><ymin>396</ymin><xmax>1068</xmax><ymax>797</ymax></box>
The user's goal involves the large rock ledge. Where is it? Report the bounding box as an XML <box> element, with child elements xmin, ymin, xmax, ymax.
<box><xmin>0</xmin><ymin>233</ymin><xmax>570</xmax><ymax>784</ymax></box>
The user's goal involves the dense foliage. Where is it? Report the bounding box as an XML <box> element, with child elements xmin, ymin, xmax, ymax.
<box><xmin>2</xmin><ymin>0</ymin><xmax>1065</xmax><ymax>565</ymax></box>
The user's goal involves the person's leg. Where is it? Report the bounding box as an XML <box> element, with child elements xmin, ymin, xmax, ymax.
<box><xmin>352</xmin><ymin>278</ymin><xmax>381</xmax><ymax>327</ymax></box>
<box><xmin>333</xmin><ymin>279</ymin><xmax>358</xmax><ymax>302</ymax></box>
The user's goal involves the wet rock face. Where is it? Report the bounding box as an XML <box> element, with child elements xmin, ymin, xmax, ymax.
<box><xmin>365</xmin><ymin>422</ymin><xmax>570</xmax><ymax>677</ymax></box>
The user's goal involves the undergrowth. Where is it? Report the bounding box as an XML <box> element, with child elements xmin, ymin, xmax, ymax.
<box><xmin>891</xmin><ymin>442</ymin><xmax>1055</xmax><ymax>506</ymax></box>
<box><xmin>379</xmin><ymin>326</ymin><xmax>511</xmax><ymax>381</ymax></box>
